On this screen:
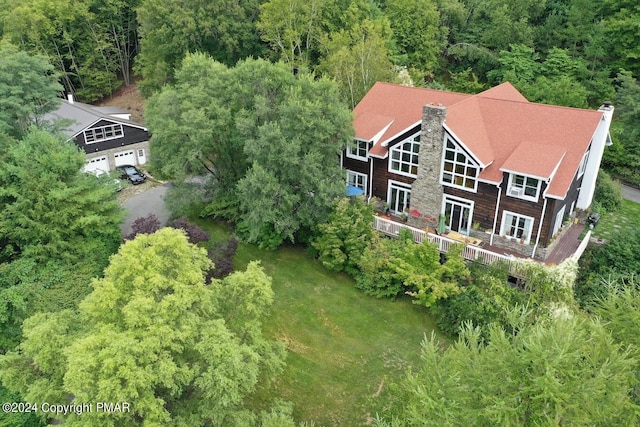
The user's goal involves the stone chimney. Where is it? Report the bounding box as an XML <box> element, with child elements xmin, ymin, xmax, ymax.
<box><xmin>411</xmin><ymin>104</ymin><xmax>447</xmax><ymax>225</ymax></box>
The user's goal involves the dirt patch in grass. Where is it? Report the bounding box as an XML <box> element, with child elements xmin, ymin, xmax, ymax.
<box><xmin>276</xmin><ymin>333</ymin><xmax>310</xmax><ymax>355</ymax></box>
<box><xmin>98</xmin><ymin>82</ymin><xmax>146</xmax><ymax>124</ymax></box>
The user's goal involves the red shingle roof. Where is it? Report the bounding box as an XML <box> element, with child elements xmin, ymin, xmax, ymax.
<box><xmin>353</xmin><ymin>82</ymin><xmax>469</xmax><ymax>157</ymax></box>
<box><xmin>353</xmin><ymin>82</ymin><xmax>604</xmax><ymax>199</ymax></box>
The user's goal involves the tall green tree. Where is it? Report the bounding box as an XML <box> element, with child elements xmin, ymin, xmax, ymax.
<box><xmin>0</xmin><ymin>129</ymin><xmax>122</xmax><ymax>265</ymax></box>
<box><xmin>136</xmin><ymin>0</ymin><xmax>265</xmax><ymax>95</ymax></box>
<box><xmin>0</xmin><ymin>45</ymin><xmax>62</xmax><ymax>137</ymax></box>
<box><xmin>384</xmin><ymin>0</ymin><xmax>445</xmax><ymax>76</ymax></box>
<box><xmin>319</xmin><ymin>18</ymin><xmax>396</xmax><ymax>108</ymax></box>
<box><xmin>602</xmin><ymin>70</ymin><xmax>640</xmax><ymax>184</ymax></box>
<box><xmin>257</xmin><ymin>0</ymin><xmax>325</xmax><ymax>65</ymax></box>
<box><xmin>2</xmin><ymin>0</ymin><xmax>125</xmax><ymax>101</ymax></box>
<box><xmin>147</xmin><ymin>55</ymin><xmax>353</xmax><ymax>248</ymax></box>
<box><xmin>598</xmin><ymin>0</ymin><xmax>640</xmax><ymax>77</ymax></box>
<box><xmin>0</xmin><ymin>129</ymin><xmax>123</xmax><ymax>352</ymax></box>
<box><xmin>395</xmin><ymin>315</ymin><xmax>639</xmax><ymax>425</ymax></box>
<box><xmin>0</xmin><ymin>228</ymin><xmax>286</xmax><ymax>426</ymax></box>
<box><xmin>312</xmin><ymin>197</ymin><xmax>374</xmax><ymax>276</ymax></box>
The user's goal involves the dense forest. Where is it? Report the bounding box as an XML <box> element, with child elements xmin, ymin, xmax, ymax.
<box><xmin>0</xmin><ymin>0</ymin><xmax>638</xmax><ymax>183</ymax></box>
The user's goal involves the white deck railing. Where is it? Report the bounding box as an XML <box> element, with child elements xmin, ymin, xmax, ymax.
<box><xmin>572</xmin><ymin>230</ymin><xmax>592</xmax><ymax>261</ymax></box>
<box><xmin>373</xmin><ymin>216</ymin><xmax>514</xmax><ymax>267</ymax></box>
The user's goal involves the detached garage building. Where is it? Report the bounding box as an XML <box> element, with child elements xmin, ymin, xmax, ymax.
<box><xmin>44</xmin><ymin>95</ymin><xmax>149</xmax><ymax>175</ymax></box>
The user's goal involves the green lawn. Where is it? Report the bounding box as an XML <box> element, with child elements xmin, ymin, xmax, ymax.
<box><xmin>591</xmin><ymin>199</ymin><xmax>640</xmax><ymax>241</ymax></box>
<box><xmin>197</xmin><ymin>220</ymin><xmax>450</xmax><ymax>426</ymax></box>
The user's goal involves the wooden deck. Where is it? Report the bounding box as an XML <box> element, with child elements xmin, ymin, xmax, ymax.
<box><xmin>372</xmin><ymin>216</ymin><xmax>590</xmax><ymax>270</ymax></box>
<box><xmin>545</xmin><ymin>223</ymin><xmax>588</xmax><ymax>265</ymax></box>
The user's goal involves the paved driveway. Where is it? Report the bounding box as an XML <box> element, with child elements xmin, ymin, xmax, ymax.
<box><xmin>621</xmin><ymin>184</ymin><xmax>640</xmax><ymax>203</ymax></box>
<box><xmin>120</xmin><ymin>182</ymin><xmax>172</xmax><ymax>236</ymax></box>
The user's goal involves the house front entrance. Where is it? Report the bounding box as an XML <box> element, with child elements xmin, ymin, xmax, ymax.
<box><xmin>442</xmin><ymin>195</ymin><xmax>473</xmax><ymax>234</ymax></box>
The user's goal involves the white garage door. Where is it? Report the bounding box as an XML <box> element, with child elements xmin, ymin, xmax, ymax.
<box><xmin>83</xmin><ymin>156</ymin><xmax>109</xmax><ymax>175</ymax></box>
<box><xmin>114</xmin><ymin>150</ymin><xmax>136</xmax><ymax>167</ymax></box>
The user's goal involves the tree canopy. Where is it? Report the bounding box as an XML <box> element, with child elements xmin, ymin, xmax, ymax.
<box><xmin>0</xmin><ymin>45</ymin><xmax>62</xmax><ymax>137</ymax></box>
<box><xmin>146</xmin><ymin>54</ymin><xmax>353</xmax><ymax>248</ymax></box>
<box><xmin>0</xmin><ymin>128</ymin><xmax>123</xmax><ymax>352</ymax></box>
<box><xmin>0</xmin><ymin>129</ymin><xmax>123</xmax><ymax>265</ymax></box>
<box><xmin>0</xmin><ymin>228</ymin><xmax>286</xmax><ymax>426</ymax></box>
<box><xmin>395</xmin><ymin>314</ymin><xmax>639</xmax><ymax>426</ymax></box>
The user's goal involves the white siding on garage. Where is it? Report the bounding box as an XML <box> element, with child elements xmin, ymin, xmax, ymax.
<box><xmin>83</xmin><ymin>156</ymin><xmax>109</xmax><ymax>175</ymax></box>
<box><xmin>114</xmin><ymin>150</ymin><xmax>136</xmax><ymax>166</ymax></box>
<box><xmin>137</xmin><ymin>148</ymin><xmax>147</xmax><ymax>165</ymax></box>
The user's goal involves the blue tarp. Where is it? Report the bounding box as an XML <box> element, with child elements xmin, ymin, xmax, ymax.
<box><xmin>346</xmin><ymin>185</ymin><xmax>365</xmax><ymax>196</ymax></box>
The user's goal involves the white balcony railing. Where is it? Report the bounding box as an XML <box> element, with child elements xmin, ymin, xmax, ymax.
<box><xmin>373</xmin><ymin>215</ymin><xmax>515</xmax><ymax>268</ymax></box>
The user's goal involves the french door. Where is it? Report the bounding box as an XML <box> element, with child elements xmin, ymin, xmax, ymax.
<box><xmin>443</xmin><ymin>196</ymin><xmax>473</xmax><ymax>234</ymax></box>
<box><xmin>388</xmin><ymin>181</ymin><xmax>411</xmax><ymax>214</ymax></box>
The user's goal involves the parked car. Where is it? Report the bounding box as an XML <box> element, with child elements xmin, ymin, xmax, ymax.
<box><xmin>115</xmin><ymin>165</ymin><xmax>146</xmax><ymax>185</ymax></box>
<box><xmin>85</xmin><ymin>171</ymin><xmax>124</xmax><ymax>192</ymax></box>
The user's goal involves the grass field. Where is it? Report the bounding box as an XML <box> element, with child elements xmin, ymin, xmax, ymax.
<box><xmin>198</xmin><ymin>220</ymin><xmax>449</xmax><ymax>426</ymax></box>
<box><xmin>591</xmin><ymin>199</ymin><xmax>640</xmax><ymax>241</ymax></box>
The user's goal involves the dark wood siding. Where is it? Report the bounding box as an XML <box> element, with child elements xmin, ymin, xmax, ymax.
<box><xmin>541</xmin><ymin>169</ymin><xmax>585</xmax><ymax>245</ymax></box>
<box><xmin>444</xmin><ymin>182</ymin><xmax>498</xmax><ymax>230</ymax></box>
<box><xmin>371</xmin><ymin>156</ymin><xmax>415</xmax><ymax>200</ymax></box>
<box><xmin>76</xmin><ymin>120</ymin><xmax>149</xmax><ymax>153</ymax></box>
<box><xmin>496</xmin><ymin>180</ymin><xmax>547</xmax><ymax>243</ymax></box>
<box><xmin>342</xmin><ymin>155</ymin><xmax>369</xmax><ymax>175</ymax></box>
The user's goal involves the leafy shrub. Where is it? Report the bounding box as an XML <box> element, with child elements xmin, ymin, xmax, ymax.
<box><xmin>312</xmin><ymin>197</ymin><xmax>374</xmax><ymax>276</ymax></box>
<box><xmin>576</xmin><ymin>228</ymin><xmax>640</xmax><ymax>305</ymax></box>
<box><xmin>125</xmin><ymin>214</ymin><xmax>161</xmax><ymax>240</ymax></box>
<box><xmin>593</xmin><ymin>170</ymin><xmax>622</xmax><ymax>214</ymax></box>
<box><xmin>167</xmin><ymin>217</ymin><xmax>210</xmax><ymax>244</ymax></box>
<box><xmin>356</xmin><ymin>229</ymin><xmax>469</xmax><ymax>305</ymax></box>
<box><xmin>165</xmin><ymin>181</ymin><xmax>209</xmax><ymax>218</ymax></box>
<box><xmin>431</xmin><ymin>261</ymin><xmax>526</xmax><ymax>337</ymax></box>
<box><xmin>235</xmin><ymin>220</ymin><xmax>284</xmax><ymax>250</ymax></box>
<box><xmin>356</xmin><ymin>233</ymin><xmax>407</xmax><ymax>298</ymax></box>
<box><xmin>397</xmin><ymin>242</ymin><xmax>469</xmax><ymax>308</ymax></box>
<box><xmin>206</xmin><ymin>237</ymin><xmax>239</xmax><ymax>282</ymax></box>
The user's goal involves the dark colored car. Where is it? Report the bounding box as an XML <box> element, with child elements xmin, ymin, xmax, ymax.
<box><xmin>115</xmin><ymin>165</ymin><xmax>146</xmax><ymax>185</ymax></box>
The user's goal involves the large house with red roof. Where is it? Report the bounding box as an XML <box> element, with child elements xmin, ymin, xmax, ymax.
<box><xmin>342</xmin><ymin>82</ymin><xmax>614</xmax><ymax>259</ymax></box>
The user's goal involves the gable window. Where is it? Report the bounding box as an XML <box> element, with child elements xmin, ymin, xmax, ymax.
<box><xmin>347</xmin><ymin>139</ymin><xmax>369</xmax><ymax>161</ymax></box>
<box><xmin>389</xmin><ymin>133</ymin><xmax>420</xmax><ymax>177</ymax></box>
<box><xmin>501</xmin><ymin>211</ymin><xmax>534</xmax><ymax>244</ymax></box>
<box><xmin>346</xmin><ymin>170</ymin><xmax>367</xmax><ymax>191</ymax></box>
<box><xmin>440</xmin><ymin>138</ymin><xmax>478</xmax><ymax>191</ymax></box>
<box><xmin>84</xmin><ymin>123</ymin><xmax>124</xmax><ymax>144</ymax></box>
<box><xmin>507</xmin><ymin>174</ymin><xmax>541</xmax><ymax>202</ymax></box>
<box><xmin>577</xmin><ymin>150</ymin><xmax>590</xmax><ymax>178</ymax></box>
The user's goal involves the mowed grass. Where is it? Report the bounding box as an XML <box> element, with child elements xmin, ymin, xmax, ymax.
<box><xmin>197</xmin><ymin>220</ymin><xmax>450</xmax><ymax>426</ymax></box>
<box><xmin>591</xmin><ymin>199</ymin><xmax>640</xmax><ymax>241</ymax></box>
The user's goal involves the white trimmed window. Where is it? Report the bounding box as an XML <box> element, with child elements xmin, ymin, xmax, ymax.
<box><xmin>441</xmin><ymin>137</ymin><xmax>478</xmax><ymax>191</ymax></box>
<box><xmin>347</xmin><ymin>139</ymin><xmax>369</xmax><ymax>161</ymax></box>
<box><xmin>346</xmin><ymin>170</ymin><xmax>367</xmax><ymax>191</ymax></box>
<box><xmin>501</xmin><ymin>211</ymin><xmax>534</xmax><ymax>244</ymax></box>
<box><xmin>507</xmin><ymin>174</ymin><xmax>541</xmax><ymax>202</ymax></box>
<box><xmin>389</xmin><ymin>133</ymin><xmax>420</xmax><ymax>177</ymax></box>
<box><xmin>577</xmin><ymin>150</ymin><xmax>590</xmax><ymax>178</ymax></box>
<box><xmin>84</xmin><ymin>123</ymin><xmax>124</xmax><ymax>144</ymax></box>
